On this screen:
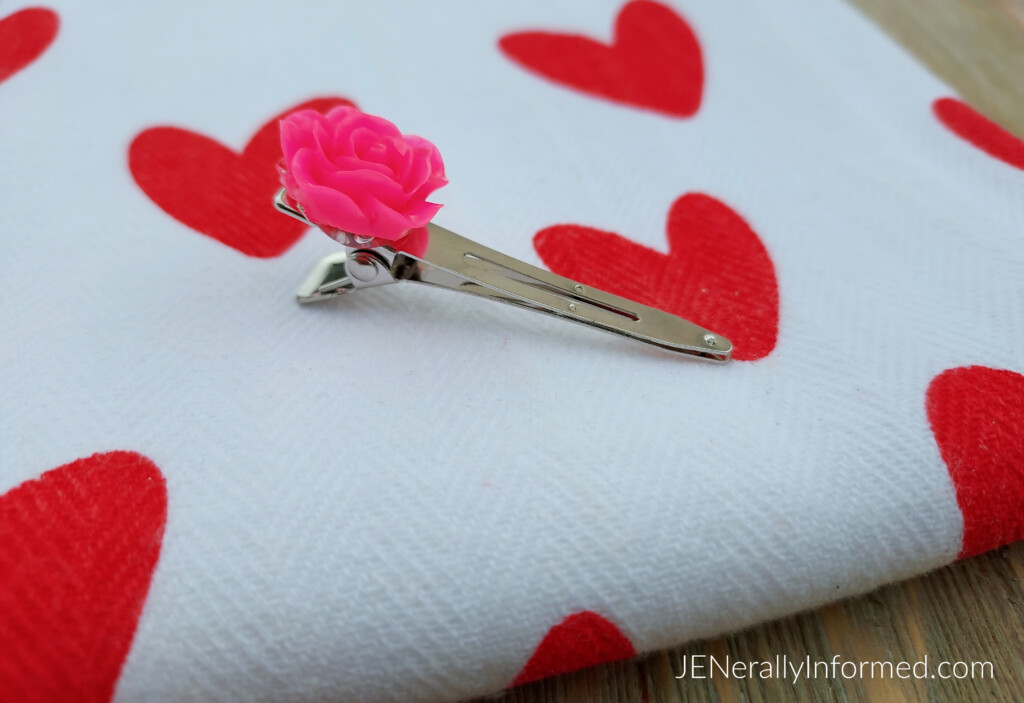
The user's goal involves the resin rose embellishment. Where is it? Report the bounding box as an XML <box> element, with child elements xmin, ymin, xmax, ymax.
<box><xmin>279</xmin><ymin>105</ymin><xmax>447</xmax><ymax>241</ymax></box>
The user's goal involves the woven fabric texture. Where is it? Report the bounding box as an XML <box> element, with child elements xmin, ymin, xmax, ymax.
<box><xmin>1</xmin><ymin>1</ymin><xmax>1022</xmax><ymax>701</ymax></box>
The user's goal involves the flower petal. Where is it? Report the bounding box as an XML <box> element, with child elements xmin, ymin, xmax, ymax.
<box><xmin>295</xmin><ymin>180</ymin><xmax>373</xmax><ymax>234</ymax></box>
<box><xmin>280</xmin><ymin>110</ymin><xmax>329</xmax><ymax>162</ymax></box>
<box><xmin>279</xmin><ymin>105</ymin><xmax>447</xmax><ymax>241</ymax></box>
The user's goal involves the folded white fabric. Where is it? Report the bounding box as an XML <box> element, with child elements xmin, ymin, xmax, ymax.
<box><xmin>1</xmin><ymin>1</ymin><xmax>1022</xmax><ymax>701</ymax></box>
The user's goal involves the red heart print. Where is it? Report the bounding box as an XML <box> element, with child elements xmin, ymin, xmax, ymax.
<box><xmin>0</xmin><ymin>6</ymin><xmax>59</xmax><ymax>84</ymax></box>
<box><xmin>534</xmin><ymin>193</ymin><xmax>778</xmax><ymax>361</ymax></box>
<box><xmin>0</xmin><ymin>451</ymin><xmax>167</xmax><ymax>703</ymax></box>
<box><xmin>926</xmin><ymin>366</ymin><xmax>1024</xmax><ymax>559</ymax></box>
<box><xmin>499</xmin><ymin>0</ymin><xmax>703</xmax><ymax>118</ymax></box>
<box><xmin>129</xmin><ymin>96</ymin><xmax>354</xmax><ymax>258</ymax></box>
<box><xmin>512</xmin><ymin>611</ymin><xmax>635</xmax><ymax>686</ymax></box>
<box><xmin>933</xmin><ymin>98</ymin><xmax>1024</xmax><ymax>171</ymax></box>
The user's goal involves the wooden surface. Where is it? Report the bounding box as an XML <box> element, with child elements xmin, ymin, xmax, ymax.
<box><xmin>477</xmin><ymin>2</ymin><xmax>1024</xmax><ymax>702</ymax></box>
<box><xmin>853</xmin><ymin>0</ymin><xmax>1024</xmax><ymax>139</ymax></box>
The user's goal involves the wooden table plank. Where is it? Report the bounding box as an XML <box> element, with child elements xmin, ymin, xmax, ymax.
<box><xmin>851</xmin><ymin>0</ymin><xmax>1024</xmax><ymax>139</ymax></box>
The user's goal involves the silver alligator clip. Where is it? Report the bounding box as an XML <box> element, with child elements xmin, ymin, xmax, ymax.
<box><xmin>275</xmin><ymin>189</ymin><xmax>731</xmax><ymax>362</ymax></box>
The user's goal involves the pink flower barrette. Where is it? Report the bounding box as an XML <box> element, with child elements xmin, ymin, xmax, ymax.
<box><xmin>275</xmin><ymin>105</ymin><xmax>731</xmax><ymax>362</ymax></box>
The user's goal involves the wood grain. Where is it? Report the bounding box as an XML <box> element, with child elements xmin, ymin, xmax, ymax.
<box><xmin>475</xmin><ymin>3</ymin><xmax>1024</xmax><ymax>701</ymax></box>
<box><xmin>851</xmin><ymin>0</ymin><xmax>1024</xmax><ymax>139</ymax></box>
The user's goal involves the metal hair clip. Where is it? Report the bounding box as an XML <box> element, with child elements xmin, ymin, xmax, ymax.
<box><xmin>276</xmin><ymin>190</ymin><xmax>731</xmax><ymax>362</ymax></box>
<box><xmin>274</xmin><ymin>105</ymin><xmax>731</xmax><ymax>362</ymax></box>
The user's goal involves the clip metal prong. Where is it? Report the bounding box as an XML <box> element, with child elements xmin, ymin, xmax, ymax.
<box><xmin>276</xmin><ymin>189</ymin><xmax>731</xmax><ymax>362</ymax></box>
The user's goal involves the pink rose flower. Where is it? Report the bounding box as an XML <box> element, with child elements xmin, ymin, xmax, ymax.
<box><xmin>279</xmin><ymin>105</ymin><xmax>447</xmax><ymax>242</ymax></box>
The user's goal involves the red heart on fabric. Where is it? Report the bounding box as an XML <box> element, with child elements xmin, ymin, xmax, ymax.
<box><xmin>129</xmin><ymin>96</ymin><xmax>354</xmax><ymax>258</ymax></box>
<box><xmin>534</xmin><ymin>193</ymin><xmax>778</xmax><ymax>361</ymax></box>
<box><xmin>0</xmin><ymin>6</ymin><xmax>59</xmax><ymax>84</ymax></box>
<box><xmin>499</xmin><ymin>0</ymin><xmax>703</xmax><ymax>118</ymax></box>
<box><xmin>512</xmin><ymin>611</ymin><xmax>635</xmax><ymax>686</ymax></box>
<box><xmin>0</xmin><ymin>451</ymin><xmax>167</xmax><ymax>703</ymax></box>
<box><xmin>933</xmin><ymin>98</ymin><xmax>1024</xmax><ymax>172</ymax></box>
<box><xmin>926</xmin><ymin>366</ymin><xmax>1024</xmax><ymax>559</ymax></box>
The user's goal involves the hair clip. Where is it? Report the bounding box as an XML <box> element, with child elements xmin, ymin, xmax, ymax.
<box><xmin>274</xmin><ymin>106</ymin><xmax>732</xmax><ymax>363</ymax></box>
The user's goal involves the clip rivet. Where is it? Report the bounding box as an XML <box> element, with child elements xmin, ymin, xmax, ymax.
<box><xmin>348</xmin><ymin>252</ymin><xmax>384</xmax><ymax>283</ymax></box>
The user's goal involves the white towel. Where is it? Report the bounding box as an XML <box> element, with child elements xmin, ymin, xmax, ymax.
<box><xmin>1</xmin><ymin>1</ymin><xmax>1022</xmax><ymax>701</ymax></box>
